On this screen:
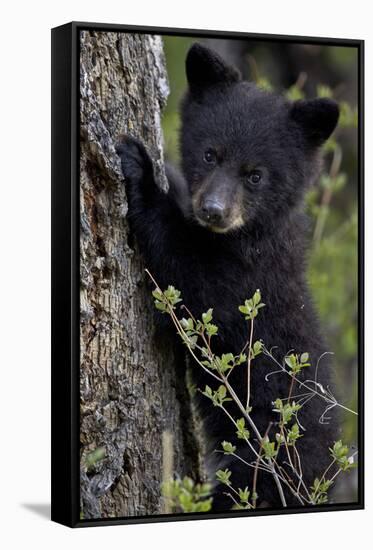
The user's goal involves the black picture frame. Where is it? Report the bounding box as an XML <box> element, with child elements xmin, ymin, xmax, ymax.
<box><xmin>51</xmin><ymin>21</ymin><xmax>365</xmax><ymax>528</ymax></box>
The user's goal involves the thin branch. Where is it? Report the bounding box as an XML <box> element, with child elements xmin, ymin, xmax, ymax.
<box><xmin>252</xmin><ymin>422</ymin><xmax>272</xmax><ymax>508</ymax></box>
<box><xmin>263</xmin><ymin>347</ymin><xmax>358</xmax><ymax>417</ymax></box>
<box><xmin>246</xmin><ymin>318</ymin><xmax>255</xmax><ymax>411</ymax></box>
<box><xmin>220</xmin><ymin>404</ymin><xmax>264</xmax><ymax>463</ymax></box>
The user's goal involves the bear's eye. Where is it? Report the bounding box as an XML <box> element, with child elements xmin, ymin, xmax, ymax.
<box><xmin>203</xmin><ymin>149</ymin><xmax>217</xmax><ymax>164</ymax></box>
<box><xmin>247</xmin><ymin>170</ymin><xmax>262</xmax><ymax>185</ymax></box>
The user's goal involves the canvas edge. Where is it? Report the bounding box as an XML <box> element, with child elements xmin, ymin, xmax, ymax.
<box><xmin>51</xmin><ymin>21</ymin><xmax>364</xmax><ymax>528</ymax></box>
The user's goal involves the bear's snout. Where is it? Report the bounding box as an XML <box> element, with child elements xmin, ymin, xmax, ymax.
<box><xmin>199</xmin><ymin>199</ymin><xmax>227</xmax><ymax>225</ymax></box>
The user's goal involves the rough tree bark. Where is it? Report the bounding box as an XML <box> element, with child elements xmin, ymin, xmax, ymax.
<box><xmin>79</xmin><ymin>31</ymin><xmax>201</xmax><ymax>519</ymax></box>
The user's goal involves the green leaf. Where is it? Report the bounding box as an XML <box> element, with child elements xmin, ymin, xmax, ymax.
<box><xmin>310</xmin><ymin>477</ymin><xmax>334</xmax><ymax>505</ymax></box>
<box><xmin>287</xmin><ymin>423</ymin><xmax>303</xmax><ymax>445</ymax></box>
<box><xmin>339</xmin><ymin>101</ymin><xmax>358</xmax><ymax>128</ymax></box>
<box><xmin>202</xmin><ymin>385</ymin><xmax>232</xmax><ymax>407</ymax></box>
<box><xmin>273</xmin><ymin>399</ymin><xmax>302</xmax><ymax>426</ymax></box>
<box><xmin>257</xmin><ymin>76</ymin><xmax>273</xmax><ymax>91</ymax></box>
<box><xmin>85</xmin><ymin>446</ymin><xmax>106</xmax><ymax>470</ymax></box>
<box><xmin>238</xmin><ymin>487</ymin><xmax>250</xmax><ymax>503</ymax></box>
<box><xmin>164</xmin><ymin>285</ymin><xmax>182</xmax><ymax>306</ymax></box>
<box><xmin>181</xmin><ymin>334</ymin><xmax>198</xmax><ymax>349</ymax></box>
<box><xmin>252</xmin><ymin>340</ymin><xmax>263</xmax><ymax>357</ymax></box>
<box><xmin>162</xmin><ymin>476</ymin><xmax>212</xmax><ymax>513</ymax></box>
<box><xmin>205</xmin><ymin>323</ymin><xmax>218</xmax><ymax>337</ymax></box>
<box><xmin>285</xmin><ymin>354</ymin><xmax>296</xmax><ymax>369</ymax></box>
<box><xmin>202</xmin><ymin>385</ymin><xmax>212</xmax><ymax>398</ymax></box>
<box><xmin>216</xmin><ymin>353</ymin><xmax>235</xmax><ymax>373</ymax></box>
<box><xmin>275</xmin><ymin>432</ymin><xmax>285</xmax><ymax>445</ymax></box>
<box><xmin>329</xmin><ymin>440</ymin><xmax>357</xmax><ymax>471</ymax></box>
<box><xmin>195</xmin><ymin>499</ymin><xmax>213</xmax><ymax>512</ymax></box>
<box><xmin>180</xmin><ymin>317</ymin><xmax>194</xmax><ymax>331</ymax></box>
<box><xmin>152</xmin><ymin>289</ymin><xmax>163</xmax><ymax>300</ymax></box>
<box><xmin>236</xmin><ymin>417</ymin><xmax>250</xmax><ymax>440</ymax></box>
<box><xmin>216</xmin><ymin>469</ymin><xmax>232</xmax><ymax>486</ymax></box>
<box><xmin>284</xmin><ymin>353</ymin><xmax>310</xmax><ymax>374</ymax></box>
<box><xmin>202</xmin><ymin>308</ymin><xmax>213</xmax><ymax>324</ymax></box>
<box><xmin>316</xmin><ymin>84</ymin><xmax>333</xmax><ymax>98</ymax></box>
<box><xmin>253</xmin><ymin>289</ymin><xmax>261</xmax><ymax>306</ymax></box>
<box><xmin>262</xmin><ymin>437</ymin><xmax>278</xmax><ymax>459</ymax></box>
<box><xmin>286</xmin><ymin>85</ymin><xmax>305</xmax><ymax>101</ymax></box>
<box><xmin>221</xmin><ymin>441</ymin><xmax>236</xmax><ymax>454</ymax></box>
<box><xmin>155</xmin><ymin>301</ymin><xmax>167</xmax><ymax>312</ymax></box>
<box><xmin>237</xmin><ymin>353</ymin><xmax>247</xmax><ymax>365</ymax></box>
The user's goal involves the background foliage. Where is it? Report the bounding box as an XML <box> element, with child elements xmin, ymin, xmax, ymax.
<box><xmin>161</xmin><ymin>36</ymin><xmax>359</xmax><ymax>452</ymax></box>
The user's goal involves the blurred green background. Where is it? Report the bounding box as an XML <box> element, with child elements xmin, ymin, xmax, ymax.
<box><xmin>161</xmin><ymin>35</ymin><xmax>359</xmax><ymax>455</ymax></box>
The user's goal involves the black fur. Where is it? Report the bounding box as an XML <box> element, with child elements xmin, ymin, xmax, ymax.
<box><xmin>116</xmin><ymin>43</ymin><xmax>340</xmax><ymax>511</ymax></box>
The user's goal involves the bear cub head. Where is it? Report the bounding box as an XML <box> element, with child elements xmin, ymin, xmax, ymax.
<box><xmin>180</xmin><ymin>43</ymin><xmax>339</xmax><ymax>234</ymax></box>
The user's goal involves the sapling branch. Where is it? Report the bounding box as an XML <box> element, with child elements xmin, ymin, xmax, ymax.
<box><xmin>147</xmin><ymin>271</ymin><xmax>357</xmax><ymax>511</ymax></box>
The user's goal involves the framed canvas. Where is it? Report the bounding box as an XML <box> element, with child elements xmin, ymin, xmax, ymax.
<box><xmin>51</xmin><ymin>21</ymin><xmax>364</xmax><ymax>527</ymax></box>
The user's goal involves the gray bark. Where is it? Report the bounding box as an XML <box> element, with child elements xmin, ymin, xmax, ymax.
<box><xmin>79</xmin><ymin>30</ymin><xmax>201</xmax><ymax>519</ymax></box>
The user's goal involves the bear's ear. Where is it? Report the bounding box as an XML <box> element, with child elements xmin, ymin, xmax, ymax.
<box><xmin>186</xmin><ymin>43</ymin><xmax>241</xmax><ymax>94</ymax></box>
<box><xmin>290</xmin><ymin>98</ymin><xmax>339</xmax><ymax>147</ymax></box>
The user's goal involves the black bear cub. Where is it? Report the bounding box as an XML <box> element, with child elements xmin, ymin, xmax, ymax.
<box><xmin>116</xmin><ymin>43</ymin><xmax>340</xmax><ymax>510</ymax></box>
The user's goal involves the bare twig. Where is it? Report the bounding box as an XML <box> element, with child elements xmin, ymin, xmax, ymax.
<box><xmin>263</xmin><ymin>347</ymin><xmax>358</xmax><ymax>417</ymax></box>
<box><xmin>252</xmin><ymin>422</ymin><xmax>272</xmax><ymax>508</ymax></box>
<box><xmin>246</xmin><ymin>318</ymin><xmax>255</xmax><ymax>411</ymax></box>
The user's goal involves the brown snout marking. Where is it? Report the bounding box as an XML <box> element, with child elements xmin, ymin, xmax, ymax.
<box><xmin>192</xmin><ymin>179</ymin><xmax>246</xmax><ymax>232</ymax></box>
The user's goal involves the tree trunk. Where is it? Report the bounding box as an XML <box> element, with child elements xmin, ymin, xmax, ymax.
<box><xmin>79</xmin><ymin>30</ymin><xmax>201</xmax><ymax>519</ymax></box>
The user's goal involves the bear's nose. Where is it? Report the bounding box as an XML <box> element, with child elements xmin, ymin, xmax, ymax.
<box><xmin>200</xmin><ymin>200</ymin><xmax>225</xmax><ymax>224</ymax></box>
